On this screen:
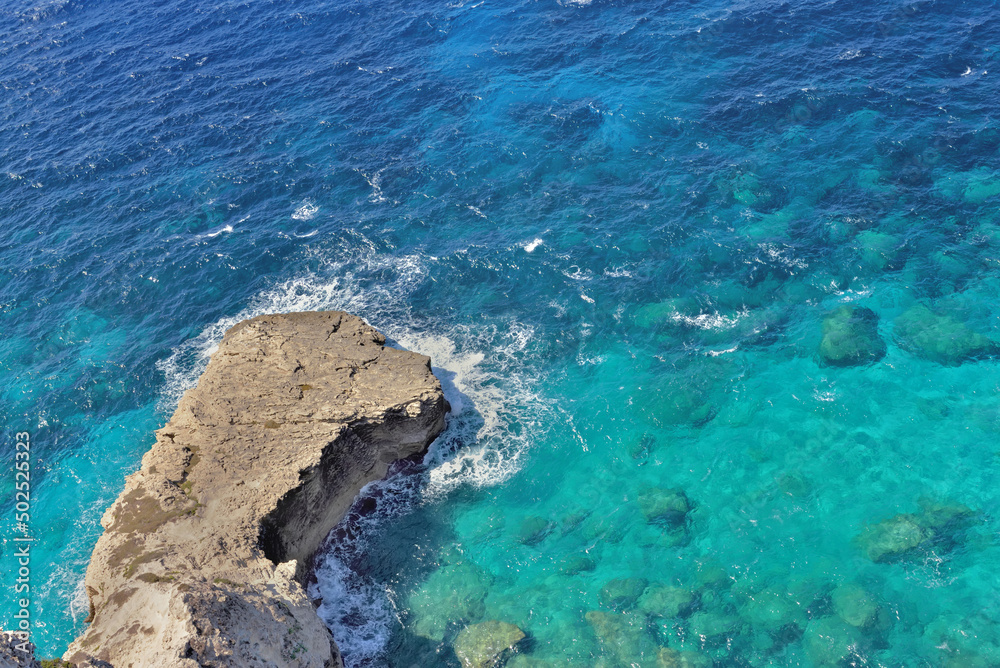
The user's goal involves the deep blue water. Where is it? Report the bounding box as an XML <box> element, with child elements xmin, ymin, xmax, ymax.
<box><xmin>3</xmin><ymin>0</ymin><xmax>1000</xmax><ymax>664</ymax></box>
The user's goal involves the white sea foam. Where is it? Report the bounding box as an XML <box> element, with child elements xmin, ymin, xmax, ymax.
<box><xmin>359</xmin><ymin>169</ymin><xmax>391</xmax><ymax>204</ymax></box>
<box><xmin>563</xmin><ymin>265</ymin><xmax>593</xmax><ymax>281</ymax></box>
<box><xmin>670</xmin><ymin>309</ymin><xmax>747</xmax><ymax>330</ymax></box>
<box><xmin>757</xmin><ymin>244</ymin><xmax>809</xmax><ymax>269</ymax></box>
<box><xmin>307</xmin><ymin>315</ymin><xmax>551</xmax><ymax>665</ymax></box>
<box><xmin>523</xmin><ymin>237</ymin><xmax>543</xmax><ymax>252</ymax></box>
<box><xmin>310</xmin><ymin>552</ymin><xmax>396</xmax><ymax>662</ymax></box>
<box><xmin>199</xmin><ymin>224</ymin><xmax>233</xmax><ymax>239</ymax></box>
<box><xmin>292</xmin><ymin>199</ymin><xmax>319</xmax><ymax>221</ymax></box>
<box><xmin>156</xmin><ymin>245</ymin><xmax>555</xmax><ymax>666</ymax></box>
<box><xmin>757</xmin><ymin>242</ymin><xmax>808</xmax><ymax>270</ymax></box>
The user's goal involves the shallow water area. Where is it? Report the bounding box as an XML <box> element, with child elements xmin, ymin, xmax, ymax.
<box><xmin>2</xmin><ymin>0</ymin><xmax>1000</xmax><ymax>665</ymax></box>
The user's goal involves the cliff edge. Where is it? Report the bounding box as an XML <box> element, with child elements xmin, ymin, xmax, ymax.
<box><xmin>63</xmin><ymin>311</ymin><xmax>447</xmax><ymax>667</ymax></box>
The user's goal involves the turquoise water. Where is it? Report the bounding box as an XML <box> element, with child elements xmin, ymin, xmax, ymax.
<box><xmin>2</xmin><ymin>0</ymin><xmax>1000</xmax><ymax>664</ymax></box>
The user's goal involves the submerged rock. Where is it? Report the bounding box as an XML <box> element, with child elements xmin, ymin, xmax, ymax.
<box><xmin>637</xmin><ymin>488</ymin><xmax>691</xmax><ymax>528</ymax></box>
<box><xmin>409</xmin><ymin>560</ymin><xmax>493</xmax><ymax>641</ymax></box>
<box><xmin>656</xmin><ymin>647</ymin><xmax>712</xmax><ymax>668</ymax></box>
<box><xmin>817</xmin><ymin>305</ymin><xmax>886</xmax><ymax>367</ymax></box>
<box><xmin>738</xmin><ymin>587</ymin><xmax>806</xmax><ymax>632</ymax></box>
<box><xmin>583</xmin><ymin>515</ymin><xmax>627</xmax><ymax>544</ymax></box>
<box><xmin>638</xmin><ymin>584</ymin><xmax>695</xmax><ymax>618</ymax></box>
<box><xmin>560</xmin><ymin>510</ymin><xmax>590</xmax><ymax>536</ymax></box>
<box><xmin>506</xmin><ymin>657</ymin><xmax>582</xmax><ymax>668</ymax></box>
<box><xmin>694</xmin><ymin>560</ymin><xmax>730</xmax><ymax>590</ymax></box>
<box><xmin>856</xmin><ymin>514</ymin><xmax>928</xmax><ymax>563</ymax></box>
<box><xmin>831</xmin><ymin>583</ymin><xmax>879</xmax><ymax>628</ymax></box>
<box><xmin>856</xmin><ymin>498</ymin><xmax>976</xmax><ymax>563</ymax></box>
<box><xmin>686</xmin><ymin>610</ymin><xmax>739</xmax><ymax>643</ymax></box>
<box><xmin>635</xmin><ymin>298</ymin><xmax>693</xmax><ymax>329</ymax></box>
<box><xmin>453</xmin><ymin>620</ymin><xmax>526</xmax><ymax>668</ymax></box>
<box><xmin>651</xmin><ymin>383</ymin><xmax>717</xmax><ymax>427</ymax></box>
<box><xmin>920</xmin><ymin>498</ymin><xmax>977</xmax><ymax>532</ymax></box>
<box><xmin>924</xmin><ymin>613</ymin><xmax>1000</xmax><ymax>667</ymax></box>
<box><xmin>600</xmin><ymin>578</ymin><xmax>649</xmax><ymax>611</ymax></box>
<box><xmin>560</xmin><ymin>554</ymin><xmax>597</xmax><ymax>576</ymax></box>
<box><xmin>518</xmin><ymin>516</ymin><xmax>555</xmax><ymax>546</ymax></box>
<box><xmin>63</xmin><ymin>312</ymin><xmax>448</xmax><ymax>668</ymax></box>
<box><xmin>627</xmin><ymin>433</ymin><xmax>656</xmax><ymax>465</ymax></box>
<box><xmin>585</xmin><ymin>610</ymin><xmax>659</xmax><ymax>668</ymax></box>
<box><xmin>724</xmin><ymin>170</ymin><xmax>786</xmax><ymax>213</ymax></box>
<box><xmin>855</xmin><ymin>230</ymin><xmax>908</xmax><ymax>273</ymax></box>
<box><xmin>639</xmin><ymin>357</ymin><xmax>732</xmax><ymax>429</ymax></box>
<box><xmin>803</xmin><ymin>616</ymin><xmax>863</xmax><ymax>666</ymax></box>
<box><xmin>894</xmin><ymin>305</ymin><xmax>996</xmax><ymax>365</ymax></box>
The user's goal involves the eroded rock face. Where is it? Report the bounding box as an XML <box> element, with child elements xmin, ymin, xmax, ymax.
<box><xmin>0</xmin><ymin>631</ymin><xmax>40</xmax><ymax>668</ymax></box>
<box><xmin>64</xmin><ymin>311</ymin><xmax>448</xmax><ymax>668</ymax></box>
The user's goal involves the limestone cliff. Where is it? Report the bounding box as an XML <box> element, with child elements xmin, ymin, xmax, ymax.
<box><xmin>63</xmin><ymin>311</ymin><xmax>447</xmax><ymax>668</ymax></box>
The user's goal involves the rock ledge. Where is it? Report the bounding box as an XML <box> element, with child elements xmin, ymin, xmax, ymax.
<box><xmin>63</xmin><ymin>311</ymin><xmax>447</xmax><ymax>667</ymax></box>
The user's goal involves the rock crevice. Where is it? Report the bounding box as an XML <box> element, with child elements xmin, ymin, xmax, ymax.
<box><xmin>63</xmin><ymin>311</ymin><xmax>448</xmax><ymax>668</ymax></box>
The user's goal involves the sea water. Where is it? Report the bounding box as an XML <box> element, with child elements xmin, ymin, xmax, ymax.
<box><xmin>2</xmin><ymin>0</ymin><xmax>1000</xmax><ymax>664</ymax></box>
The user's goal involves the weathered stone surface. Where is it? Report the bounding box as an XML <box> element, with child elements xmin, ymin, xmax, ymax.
<box><xmin>453</xmin><ymin>620</ymin><xmax>525</xmax><ymax>668</ymax></box>
<box><xmin>817</xmin><ymin>305</ymin><xmax>886</xmax><ymax>367</ymax></box>
<box><xmin>0</xmin><ymin>631</ymin><xmax>40</xmax><ymax>668</ymax></box>
<box><xmin>63</xmin><ymin>311</ymin><xmax>448</xmax><ymax>668</ymax></box>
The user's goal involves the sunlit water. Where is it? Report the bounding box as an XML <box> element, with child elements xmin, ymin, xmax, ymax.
<box><xmin>2</xmin><ymin>0</ymin><xmax>1000</xmax><ymax>665</ymax></box>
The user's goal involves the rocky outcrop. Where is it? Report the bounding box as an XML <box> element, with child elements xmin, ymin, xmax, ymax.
<box><xmin>63</xmin><ymin>311</ymin><xmax>448</xmax><ymax>668</ymax></box>
<box><xmin>0</xmin><ymin>631</ymin><xmax>40</xmax><ymax>668</ymax></box>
